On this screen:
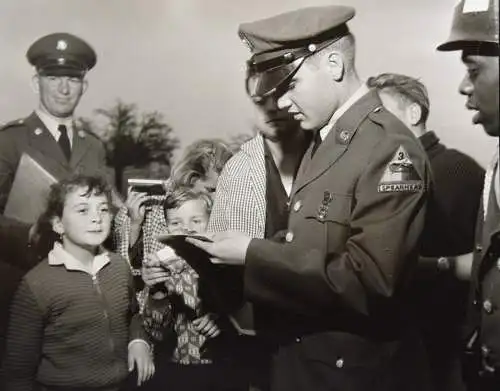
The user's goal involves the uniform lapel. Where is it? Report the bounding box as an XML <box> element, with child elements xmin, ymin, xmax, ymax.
<box><xmin>293</xmin><ymin>90</ymin><xmax>380</xmax><ymax>195</ymax></box>
<box><xmin>69</xmin><ymin>127</ymin><xmax>91</xmax><ymax>169</ymax></box>
<box><xmin>25</xmin><ymin>112</ymin><xmax>70</xmax><ymax>178</ymax></box>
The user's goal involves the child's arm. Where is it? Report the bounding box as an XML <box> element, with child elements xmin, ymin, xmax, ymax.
<box><xmin>3</xmin><ymin>279</ymin><xmax>44</xmax><ymax>391</ymax></box>
<box><xmin>127</xmin><ymin>269</ymin><xmax>154</xmax><ymax>386</ymax></box>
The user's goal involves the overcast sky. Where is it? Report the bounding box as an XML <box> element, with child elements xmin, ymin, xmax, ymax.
<box><xmin>0</xmin><ymin>0</ymin><xmax>496</xmax><ymax>167</ymax></box>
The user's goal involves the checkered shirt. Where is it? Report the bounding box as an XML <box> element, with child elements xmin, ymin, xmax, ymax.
<box><xmin>208</xmin><ymin>133</ymin><xmax>267</xmax><ymax>238</ymax></box>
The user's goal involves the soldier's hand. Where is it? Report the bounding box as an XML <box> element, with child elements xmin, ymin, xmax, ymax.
<box><xmin>186</xmin><ymin>231</ymin><xmax>251</xmax><ymax>265</ymax></box>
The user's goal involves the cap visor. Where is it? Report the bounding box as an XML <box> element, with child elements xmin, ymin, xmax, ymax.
<box><xmin>247</xmin><ymin>58</ymin><xmax>304</xmax><ymax>100</ymax></box>
<box><xmin>38</xmin><ymin>66</ymin><xmax>85</xmax><ymax>77</ymax></box>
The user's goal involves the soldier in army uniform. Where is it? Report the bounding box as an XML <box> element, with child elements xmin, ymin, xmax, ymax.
<box><xmin>0</xmin><ymin>32</ymin><xmax>108</xmax><ymax>213</ymax></box>
<box><xmin>189</xmin><ymin>6</ymin><xmax>432</xmax><ymax>391</ymax></box>
<box><xmin>437</xmin><ymin>0</ymin><xmax>499</xmax><ymax>389</ymax></box>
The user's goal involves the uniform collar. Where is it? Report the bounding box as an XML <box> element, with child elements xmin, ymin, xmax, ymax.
<box><xmin>418</xmin><ymin>131</ymin><xmax>440</xmax><ymax>151</ymax></box>
<box><xmin>36</xmin><ymin>109</ymin><xmax>74</xmax><ymax>146</ymax></box>
<box><xmin>319</xmin><ymin>83</ymin><xmax>370</xmax><ymax>141</ymax></box>
<box><xmin>48</xmin><ymin>242</ymin><xmax>110</xmax><ymax>275</ymax></box>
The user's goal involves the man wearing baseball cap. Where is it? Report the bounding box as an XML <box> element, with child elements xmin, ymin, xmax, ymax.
<box><xmin>437</xmin><ymin>0</ymin><xmax>499</xmax><ymax>389</ymax></box>
<box><xmin>189</xmin><ymin>5</ymin><xmax>432</xmax><ymax>391</ymax></box>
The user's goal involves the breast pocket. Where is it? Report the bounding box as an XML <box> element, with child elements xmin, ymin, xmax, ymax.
<box><xmin>303</xmin><ymin>192</ymin><xmax>352</xmax><ymax>253</ymax></box>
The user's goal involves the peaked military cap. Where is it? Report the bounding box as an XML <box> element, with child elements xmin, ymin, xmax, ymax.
<box><xmin>437</xmin><ymin>0</ymin><xmax>499</xmax><ymax>52</ymax></box>
<box><xmin>27</xmin><ymin>33</ymin><xmax>97</xmax><ymax>77</ymax></box>
<box><xmin>239</xmin><ymin>5</ymin><xmax>355</xmax><ymax>101</ymax></box>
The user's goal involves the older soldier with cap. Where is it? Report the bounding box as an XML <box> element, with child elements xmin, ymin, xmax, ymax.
<box><xmin>0</xmin><ymin>33</ymin><xmax>108</xmax><ymax>384</ymax></box>
<box><xmin>188</xmin><ymin>5</ymin><xmax>432</xmax><ymax>391</ymax></box>
<box><xmin>437</xmin><ymin>0</ymin><xmax>499</xmax><ymax>389</ymax></box>
<box><xmin>0</xmin><ymin>32</ymin><xmax>107</xmax><ymax>213</ymax></box>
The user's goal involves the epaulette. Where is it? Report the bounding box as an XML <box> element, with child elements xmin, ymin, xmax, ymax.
<box><xmin>368</xmin><ymin>105</ymin><xmax>409</xmax><ymax>134</ymax></box>
<box><xmin>0</xmin><ymin>118</ymin><xmax>26</xmax><ymax>131</ymax></box>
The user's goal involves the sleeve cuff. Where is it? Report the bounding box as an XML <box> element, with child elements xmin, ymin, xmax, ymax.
<box><xmin>128</xmin><ymin>339</ymin><xmax>151</xmax><ymax>352</ymax></box>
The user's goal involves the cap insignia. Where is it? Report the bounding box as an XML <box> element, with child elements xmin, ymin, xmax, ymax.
<box><xmin>463</xmin><ymin>0</ymin><xmax>489</xmax><ymax>13</ymax></box>
<box><xmin>56</xmin><ymin>40</ymin><xmax>68</xmax><ymax>51</ymax></box>
<box><xmin>308</xmin><ymin>44</ymin><xmax>317</xmax><ymax>53</ymax></box>
<box><xmin>57</xmin><ymin>57</ymin><xmax>66</xmax><ymax>65</ymax></box>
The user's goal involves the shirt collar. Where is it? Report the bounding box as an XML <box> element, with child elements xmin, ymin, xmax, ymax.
<box><xmin>319</xmin><ymin>83</ymin><xmax>370</xmax><ymax>141</ymax></box>
<box><xmin>48</xmin><ymin>242</ymin><xmax>110</xmax><ymax>275</ymax></box>
<box><xmin>36</xmin><ymin>109</ymin><xmax>74</xmax><ymax>145</ymax></box>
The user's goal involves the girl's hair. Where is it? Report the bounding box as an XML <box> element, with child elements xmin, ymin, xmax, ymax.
<box><xmin>33</xmin><ymin>175</ymin><xmax>113</xmax><ymax>259</ymax></box>
<box><xmin>163</xmin><ymin>186</ymin><xmax>213</xmax><ymax>223</ymax></box>
<box><xmin>170</xmin><ymin>139</ymin><xmax>233</xmax><ymax>188</ymax></box>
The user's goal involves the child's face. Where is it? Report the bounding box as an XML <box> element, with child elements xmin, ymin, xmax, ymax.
<box><xmin>52</xmin><ymin>187</ymin><xmax>112</xmax><ymax>250</ymax></box>
<box><xmin>166</xmin><ymin>199</ymin><xmax>209</xmax><ymax>235</ymax></box>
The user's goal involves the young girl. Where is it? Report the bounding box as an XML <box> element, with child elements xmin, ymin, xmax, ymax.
<box><xmin>141</xmin><ymin>187</ymin><xmax>247</xmax><ymax>391</ymax></box>
<box><xmin>3</xmin><ymin>175</ymin><xmax>154</xmax><ymax>391</ymax></box>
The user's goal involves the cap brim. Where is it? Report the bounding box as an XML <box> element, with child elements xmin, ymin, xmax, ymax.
<box><xmin>246</xmin><ymin>57</ymin><xmax>305</xmax><ymax>100</ymax></box>
<box><xmin>37</xmin><ymin>66</ymin><xmax>86</xmax><ymax>77</ymax></box>
<box><xmin>437</xmin><ymin>39</ymin><xmax>499</xmax><ymax>52</ymax></box>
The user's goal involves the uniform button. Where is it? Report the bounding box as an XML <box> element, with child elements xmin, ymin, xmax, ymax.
<box><xmin>476</xmin><ymin>244</ymin><xmax>483</xmax><ymax>253</ymax></box>
<box><xmin>293</xmin><ymin>200</ymin><xmax>302</xmax><ymax>212</ymax></box>
<box><xmin>295</xmin><ymin>337</ymin><xmax>301</xmax><ymax>343</ymax></box>
<box><xmin>285</xmin><ymin>231</ymin><xmax>294</xmax><ymax>242</ymax></box>
<box><xmin>483</xmin><ymin>299</ymin><xmax>493</xmax><ymax>314</ymax></box>
<box><xmin>335</xmin><ymin>358</ymin><xmax>344</xmax><ymax>368</ymax></box>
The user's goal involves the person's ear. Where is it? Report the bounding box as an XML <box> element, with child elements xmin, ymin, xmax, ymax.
<box><xmin>327</xmin><ymin>51</ymin><xmax>345</xmax><ymax>81</ymax></box>
<box><xmin>407</xmin><ymin>102</ymin><xmax>422</xmax><ymax>127</ymax></box>
<box><xmin>82</xmin><ymin>78</ymin><xmax>89</xmax><ymax>94</ymax></box>
<box><xmin>31</xmin><ymin>74</ymin><xmax>40</xmax><ymax>94</ymax></box>
<box><xmin>51</xmin><ymin>216</ymin><xmax>64</xmax><ymax>237</ymax></box>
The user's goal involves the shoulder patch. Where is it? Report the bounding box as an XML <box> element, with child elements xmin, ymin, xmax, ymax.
<box><xmin>0</xmin><ymin>118</ymin><xmax>25</xmax><ymax>131</ymax></box>
<box><xmin>378</xmin><ymin>145</ymin><xmax>423</xmax><ymax>193</ymax></box>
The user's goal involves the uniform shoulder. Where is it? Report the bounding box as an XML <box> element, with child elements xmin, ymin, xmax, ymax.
<box><xmin>0</xmin><ymin>118</ymin><xmax>29</xmax><ymax>133</ymax></box>
<box><xmin>367</xmin><ymin>106</ymin><xmax>412</xmax><ymax>138</ymax></box>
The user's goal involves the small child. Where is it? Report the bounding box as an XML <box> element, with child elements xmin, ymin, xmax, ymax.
<box><xmin>3</xmin><ymin>175</ymin><xmax>154</xmax><ymax>391</ymax></box>
<box><xmin>142</xmin><ymin>187</ymin><xmax>247</xmax><ymax>391</ymax></box>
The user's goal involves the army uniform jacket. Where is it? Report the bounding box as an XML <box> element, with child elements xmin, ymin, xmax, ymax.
<box><xmin>244</xmin><ymin>91</ymin><xmax>431</xmax><ymax>391</ymax></box>
<box><xmin>0</xmin><ymin>112</ymin><xmax>108</xmax><ymax>212</ymax></box>
<box><xmin>464</xmin><ymin>156</ymin><xmax>500</xmax><ymax>379</ymax></box>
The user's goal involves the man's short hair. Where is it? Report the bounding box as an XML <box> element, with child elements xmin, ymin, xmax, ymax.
<box><xmin>367</xmin><ymin>73</ymin><xmax>430</xmax><ymax>125</ymax></box>
<box><xmin>306</xmin><ymin>33</ymin><xmax>356</xmax><ymax>73</ymax></box>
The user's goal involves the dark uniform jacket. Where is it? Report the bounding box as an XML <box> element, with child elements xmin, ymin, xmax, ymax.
<box><xmin>244</xmin><ymin>91</ymin><xmax>432</xmax><ymax>391</ymax></box>
<box><xmin>0</xmin><ymin>111</ymin><xmax>108</xmax><ymax>212</ymax></box>
<box><xmin>463</xmin><ymin>165</ymin><xmax>500</xmax><ymax>387</ymax></box>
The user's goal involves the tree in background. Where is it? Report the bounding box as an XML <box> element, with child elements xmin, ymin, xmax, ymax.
<box><xmin>78</xmin><ymin>101</ymin><xmax>179</xmax><ymax>193</ymax></box>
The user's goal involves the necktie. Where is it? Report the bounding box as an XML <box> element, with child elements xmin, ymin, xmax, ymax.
<box><xmin>58</xmin><ymin>124</ymin><xmax>71</xmax><ymax>161</ymax></box>
<box><xmin>311</xmin><ymin>130</ymin><xmax>322</xmax><ymax>157</ymax></box>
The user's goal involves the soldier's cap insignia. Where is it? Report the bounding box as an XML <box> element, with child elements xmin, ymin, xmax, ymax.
<box><xmin>56</xmin><ymin>40</ymin><xmax>68</xmax><ymax>51</ymax></box>
<box><xmin>463</xmin><ymin>0</ymin><xmax>489</xmax><ymax>13</ymax></box>
<box><xmin>378</xmin><ymin>145</ymin><xmax>423</xmax><ymax>193</ymax></box>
